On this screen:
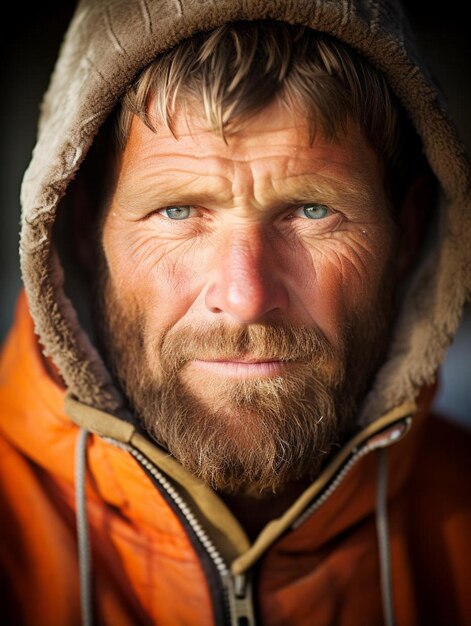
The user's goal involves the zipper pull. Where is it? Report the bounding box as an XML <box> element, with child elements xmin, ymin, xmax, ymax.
<box><xmin>225</xmin><ymin>572</ymin><xmax>256</xmax><ymax>626</ymax></box>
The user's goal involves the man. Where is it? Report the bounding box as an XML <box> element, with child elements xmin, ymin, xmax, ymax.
<box><xmin>1</xmin><ymin>1</ymin><xmax>470</xmax><ymax>625</ymax></box>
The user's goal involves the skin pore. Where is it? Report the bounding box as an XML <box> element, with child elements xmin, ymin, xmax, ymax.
<box><xmin>99</xmin><ymin>98</ymin><xmax>400</xmax><ymax>539</ymax></box>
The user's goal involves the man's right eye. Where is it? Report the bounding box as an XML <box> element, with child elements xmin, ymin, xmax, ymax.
<box><xmin>157</xmin><ymin>206</ymin><xmax>193</xmax><ymax>220</ymax></box>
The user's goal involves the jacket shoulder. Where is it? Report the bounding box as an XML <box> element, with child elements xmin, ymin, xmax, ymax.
<box><xmin>415</xmin><ymin>412</ymin><xmax>471</xmax><ymax>479</ymax></box>
<box><xmin>400</xmin><ymin>416</ymin><xmax>471</xmax><ymax>624</ymax></box>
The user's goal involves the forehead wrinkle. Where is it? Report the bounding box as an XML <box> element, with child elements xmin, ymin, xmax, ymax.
<box><xmin>117</xmin><ymin>162</ymin><xmax>240</xmax><ymax>210</ymax></box>
<box><xmin>122</xmin><ymin>147</ymin><xmax>249</xmax><ymax>184</ymax></box>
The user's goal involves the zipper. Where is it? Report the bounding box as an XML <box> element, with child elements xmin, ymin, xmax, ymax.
<box><xmin>291</xmin><ymin>418</ymin><xmax>411</xmax><ymax>529</ymax></box>
<box><xmin>223</xmin><ymin>572</ymin><xmax>256</xmax><ymax>626</ymax></box>
<box><xmin>102</xmin><ymin>437</ymin><xmax>255</xmax><ymax>626</ymax></box>
<box><xmin>102</xmin><ymin>418</ymin><xmax>409</xmax><ymax>624</ymax></box>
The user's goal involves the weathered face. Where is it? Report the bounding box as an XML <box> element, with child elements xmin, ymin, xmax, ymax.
<box><xmin>99</xmin><ymin>99</ymin><xmax>398</xmax><ymax>495</ymax></box>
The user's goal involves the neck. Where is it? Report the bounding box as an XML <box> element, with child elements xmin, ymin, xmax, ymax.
<box><xmin>219</xmin><ymin>479</ymin><xmax>310</xmax><ymax>542</ymax></box>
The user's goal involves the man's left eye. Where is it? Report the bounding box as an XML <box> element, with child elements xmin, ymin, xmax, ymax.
<box><xmin>158</xmin><ymin>206</ymin><xmax>194</xmax><ymax>220</ymax></box>
<box><xmin>292</xmin><ymin>203</ymin><xmax>332</xmax><ymax>219</ymax></box>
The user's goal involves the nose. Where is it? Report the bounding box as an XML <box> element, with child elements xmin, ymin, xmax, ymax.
<box><xmin>204</xmin><ymin>227</ymin><xmax>290</xmax><ymax>324</ymax></box>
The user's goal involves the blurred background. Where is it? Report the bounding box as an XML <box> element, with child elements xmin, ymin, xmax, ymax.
<box><xmin>1</xmin><ymin>1</ymin><xmax>470</xmax><ymax>427</ymax></box>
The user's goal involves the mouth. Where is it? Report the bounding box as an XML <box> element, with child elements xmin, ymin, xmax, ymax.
<box><xmin>190</xmin><ymin>358</ymin><xmax>292</xmax><ymax>378</ymax></box>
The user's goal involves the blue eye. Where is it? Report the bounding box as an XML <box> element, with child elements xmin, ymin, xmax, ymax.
<box><xmin>160</xmin><ymin>206</ymin><xmax>192</xmax><ymax>220</ymax></box>
<box><xmin>298</xmin><ymin>203</ymin><xmax>330</xmax><ymax>219</ymax></box>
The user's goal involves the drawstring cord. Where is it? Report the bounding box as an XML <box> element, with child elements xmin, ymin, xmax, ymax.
<box><xmin>376</xmin><ymin>447</ymin><xmax>396</xmax><ymax>626</ymax></box>
<box><xmin>75</xmin><ymin>428</ymin><xmax>93</xmax><ymax>626</ymax></box>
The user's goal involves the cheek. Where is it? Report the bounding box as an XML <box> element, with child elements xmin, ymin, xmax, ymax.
<box><xmin>293</xmin><ymin>227</ymin><xmax>395</xmax><ymax>340</ymax></box>
<box><xmin>102</xmin><ymin>220</ymin><xmax>203</xmax><ymax>325</ymax></box>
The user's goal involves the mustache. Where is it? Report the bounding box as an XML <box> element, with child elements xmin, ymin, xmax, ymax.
<box><xmin>157</xmin><ymin>320</ymin><xmax>342</xmax><ymax>376</ymax></box>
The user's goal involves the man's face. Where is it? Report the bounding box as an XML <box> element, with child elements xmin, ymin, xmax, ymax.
<box><xmin>99</xmin><ymin>99</ymin><xmax>398</xmax><ymax>495</ymax></box>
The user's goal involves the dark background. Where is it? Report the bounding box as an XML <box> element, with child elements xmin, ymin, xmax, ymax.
<box><xmin>1</xmin><ymin>2</ymin><xmax>470</xmax><ymax>426</ymax></box>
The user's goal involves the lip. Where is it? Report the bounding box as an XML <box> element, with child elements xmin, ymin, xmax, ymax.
<box><xmin>190</xmin><ymin>359</ymin><xmax>290</xmax><ymax>378</ymax></box>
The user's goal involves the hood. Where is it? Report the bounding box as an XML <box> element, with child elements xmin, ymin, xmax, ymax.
<box><xmin>20</xmin><ymin>0</ymin><xmax>471</xmax><ymax>427</ymax></box>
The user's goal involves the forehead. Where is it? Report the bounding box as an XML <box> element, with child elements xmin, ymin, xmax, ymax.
<box><xmin>117</xmin><ymin>98</ymin><xmax>385</xmax><ymax>205</ymax></box>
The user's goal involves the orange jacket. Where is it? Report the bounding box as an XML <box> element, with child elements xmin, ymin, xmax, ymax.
<box><xmin>1</xmin><ymin>293</ymin><xmax>470</xmax><ymax>626</ymax></box>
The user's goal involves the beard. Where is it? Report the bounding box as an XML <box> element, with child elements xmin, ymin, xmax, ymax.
<box><xmin>95</xmin><ymin>270</ymin><xmax>394</xmax><ymax>497</ymax></box>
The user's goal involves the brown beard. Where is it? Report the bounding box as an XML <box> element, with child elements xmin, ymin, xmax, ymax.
<box><xmin>95</xmin><ymin>265</ymin><xmax>394</xmax><ymax>497</ymax></box>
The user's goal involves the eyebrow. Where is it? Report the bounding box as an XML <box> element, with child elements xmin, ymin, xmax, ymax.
<box><xmin>273</xmin><ymin>173</ymin><xmax>374</xmax><ymax>210</ymax></box>
<box><xmin>117</xmin><ymin>180</ymin><xmax>230</xmax><ymax>212</ymax></box>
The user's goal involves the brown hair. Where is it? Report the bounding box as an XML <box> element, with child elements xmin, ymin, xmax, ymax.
<box><xmin>115</xmin><ymin>20</ymin><xmax>426</xmax><ymax>205</ymax></box>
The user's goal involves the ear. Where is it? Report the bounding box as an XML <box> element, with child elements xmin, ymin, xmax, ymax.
<box><xmin>394</xmin><ymin>173</ymin><xmax>436</xmax><ymax>283</ymax></box>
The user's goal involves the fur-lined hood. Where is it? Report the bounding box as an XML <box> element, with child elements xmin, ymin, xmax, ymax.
<box><xmin>20</xmin><ymin>0</ymin><xmax>471</xmax><ymax>426</ymax></box>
